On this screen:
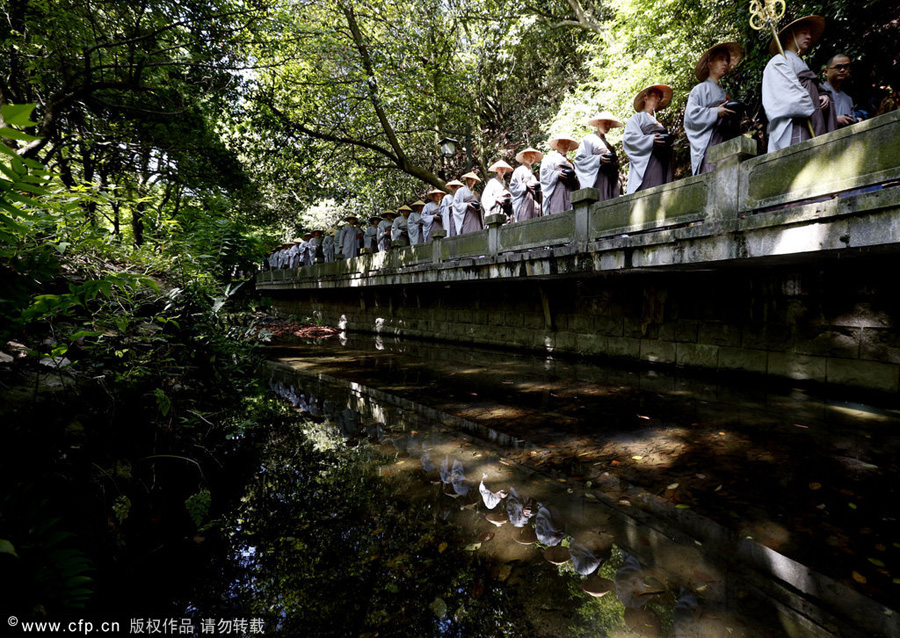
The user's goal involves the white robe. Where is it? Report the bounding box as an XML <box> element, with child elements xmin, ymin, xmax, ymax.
<box><xmin>685</xmin><ymin>77</ymin><xmax>727</xmax><ymax>175</ymax></box>
<box><xmin>451</xmin><ymin>186</ymin><xmax>473</xmax><ymax>234</ymax></box>
<box><xmin>481</xmin><ymin>176</ymin><xmax>510</xmax><ymax>219</ymax></box>
<box><xmin>420</xmin><ymin>201</ymin><xmax>440</xmax><ymax>241</ymax></box>
<box><xmin>407</xmin><ymin>211</ymin><xmax>422</xmax><ymax>244</ymax></box>
<box><xmin>440</xmin><ymin>193</ymin><xmax>455</xmax><ymax>236</ymax></box>
<box><xmin>376</xmin><ymin>219</ymin><xmax>392</xmax><ymax>250</ymax></box>
<box><xmin>762</xmin><ymin>51</ymin><xmax>816</xmax><ymax>153</ymax></box>
<box><xmin>339</xmin><ymin>224</ymin><xmax>359</xmax><ymax>258</ymax></box>
<box><xmin>390</xmin><ymin>215</ymin><xmax>408</xmax><ymax>242</ymax></box>
<box><xmin>573</xmin><ymin>133</ymin><xmax>614</xmax><ymax>189</ymax></box>
<box><xmin>623</xmin><ymin>111</ymin><xmax>660</xmax><ymax>195</ymax></box>
<box><xmin>509</xmin><ymin>164</ymin><xmax>537</xmax><ymax>221</ymax></box>
<box><xmin>363</xmin><ymin>225</ymin><xmax>378</xmax><ymax>250</ymax></box>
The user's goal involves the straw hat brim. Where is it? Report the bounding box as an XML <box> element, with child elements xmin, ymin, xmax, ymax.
<box><xmin>461</xmin><ymin>172</ymin><xmax>481</xmax><ymax>183</ymax></box>
<box><xmin>398</xmin><ymin>205</ymin><xmax>413</xmax><ymax>212</ymax></box>
<box><xmin>515</xmin><ymin>148</ymin><xmax>544</xmax><ymax>164</ymax></box>
<box><xmin>548</xmin><ymin>137</ymin><xmax>579</xmax><ymax>153</ymax></box>
<box><xmin>586</xmin><ymin>112</ymin><xmax>624</xmax><ymax>128</ymax></box>
<box><xmin>633</xmin><ymin>84</ymin><xmax>673</xmax><ymax>112</ymax></box>
<box><xmin>695</xmin><ymin>41</ymin><xmax>744</xmax><ymax>81</ymax></box>
<box><xmin>488</xmin><ymin>160</ymin><xmax>513</xmax><ymax>173</ymax></box>
<box><xmin>411</xmin><ymin>200</ymin><xmax>427</xmax><ymax>207</ymax></box>
<box><xmin>445</xmin><ymin>180</ymin><xmax>464</xmax><ymax>188</ymax></box>
<box><xmin>770</xmin><ymin>15</ymin><xmax>825</xmax><ymax>56</ymax></box>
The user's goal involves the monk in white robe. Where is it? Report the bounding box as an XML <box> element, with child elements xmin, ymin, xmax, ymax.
<box><xmin>322</xmin><ymin>232</ymin><xmax>335</xmax><ymax>262</ymax></box>
<box><xmin>573</xmin><ymin>112</ymin><xmax>624</xmax><ymax>201</ymax></box>
<box><xmin>441</xmin><ymin>182</ymin><xmax>460</xmax><ymax>236</ymax></box>
<box><xmin>452</xmin><ymin>173</ymin><xmax>482</xmax><ymax>234</ymax></box>
<box><xmin>762</xmin><ymin>16</ymin><xmax>835</xmax><ymax>152</ymax></box>
<box><xmin>481</xmin><ymin>160</ymin><xmax>513</xmax><ymax>221</ymax></box>
<box><xmin>421</xmin><ymin>189</ymin><xmax>445</xmax><ymax>241</ymax></box>
<box><xmin>624</xmin><ymin>84</ymin><xmax>674</xmax><ymax>194</ymax></box>
<box><xmin>339</xmin><ymin>216</ymin><xmax>360</xmax><ymax>258</ymax></box>
<box><xmin>510</xmin><ymin>148</ymin><xmax>542</xmax><ymax>222</ymax></box>
<box><xmin>376</xmin><ymin>212</ymin><xmax>395</xmax><ymax>251</ymax></box>
<box><xmin>541</xmin><ymin>136</ymin><xmax>581</xmax><ymax>214</ymax></box>
<box><xmin>363</xmin><ymin>216</ymin><xmax>380</xmax><ymax>251</ymax></box>
<box><xmin>685</xmin><ymin>42</ymin><xmax>743</xmax><ymax>174</ymax></box>
<box><xmin>392</xmin><ymin>206</ymin><xmax>411</xmax><ymax>245</ymax></box>
<box><xmin>407</xmin><ymin>201</ymin><xmax>426</xmax><ymax>244</ymax></box>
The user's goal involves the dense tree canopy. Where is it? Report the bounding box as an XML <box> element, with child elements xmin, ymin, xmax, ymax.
<box><xmin>2</xmin><ymin>0</ymin><xmax>897</xmax><ymax>237</ymax></box>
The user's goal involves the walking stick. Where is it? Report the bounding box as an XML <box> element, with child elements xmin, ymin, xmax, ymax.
<box><xmin>750</xmin><ymin>0</ymin><xmax>817</xmax><ymax>138</ymax></box>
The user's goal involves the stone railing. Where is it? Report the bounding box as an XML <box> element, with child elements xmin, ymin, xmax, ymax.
<box><xmin>258</xmin><ymin>109</ymin><xmax>900</xmax><ymax>285</ymax></box>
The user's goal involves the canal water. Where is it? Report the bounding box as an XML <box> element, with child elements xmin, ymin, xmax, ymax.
<box><xmin>192</xmin><ymin>334</ymin><xmax>899</xmax><ymax>637</ymax></box>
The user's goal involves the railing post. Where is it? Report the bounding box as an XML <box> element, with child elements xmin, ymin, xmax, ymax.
<box><xmin>431</xmin><ymin>228</ymin><xmax>446</xmax><ymax>264</ymax></box>
<box><xmin>571</xmin><ymin>188</ymin><xmax>600</xmax><ymax>248</ymax></box>
<box><xmin>707</xmin><ymin>136</ymin><xmax>757</xmax><ymax>222</ymax></box>
<box><xmin>485</xmin><ymin>213</ymin><xmax>506</xmax><ymax>257</ymax></box>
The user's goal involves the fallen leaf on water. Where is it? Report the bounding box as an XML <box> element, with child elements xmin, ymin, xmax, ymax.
<box><xmin>714</xmin><ymin>485</ymin><xmax>723</xmax><ymax>492</ymax></box>
<box><xmin>632</xmin><ymin>455</ymin><xmax>643</xmax><ymax>460</ymax></box>
<box><xmin>868</xmin><ymin>558</ymin><xmax>886</xmax><ymax>567</ymax></box>
<box><xmin>479</xmin><ymin>532</ymin><xmax>495</xmax><ymax>543</ymax></box>
<box><xmin>470</xmin><ymin>392</ymin><xmax>478</xmax><ymax>396</ymax></box>
<box><xmin>875</xmin><ymin>544</ymin><xmax>886</xmax><ymax>551</ymax></box>
<box><xmin>816</xmin><ymin>504</ymin><xmax>827</xmax><ymax>510</ymax></box>
<box><xmin>793</xmin><ymin>423</ymin><xmax>809</xmax><ymax>429</ymax></box>
<box><xmin>438</xmin><ymin>542</ymin><xmax>448</xmax><ymax>553</ymax></box>
<box><xmin>637</xmin><ymin>415</ymin><xmax>650</xmax><ymax>420</ymax></box>
<box><xmin>585</xmin><ymin>493</ymin><xmax>597</xmax><ymax>500</ymax></box>
<box><xmin>840</xmin><ymin>489</ymin><xmax>855</xmax><ymax>497</ymax></box>
<box><xmin>618</xmin><ymin>498</ymin><xmax>631</xmax><ymax>506</ymax></box>
<box><xmin>894</xmin><ymin>578</ymin><xmax>900</xmax><ymax>585</ymax></box>
<box><xmin>809</xmin><ymin>482</ymin><xmax>822</xmax><ymax>490</ymax></box>
<box><xmin>695</xmin><ymin>474</ymin><xmax>706</xmax><ymax>479</ymax></box>
<box><xmin>464</xmin><ymin>543</ymin><xmax>482</xmax><ymax>552</ymax></box>
<box><xmin>667</xmin><ymin>483</ymin><xmax>679</xmax><ymax>490</ymax></box>
<box><xmin>852</xmin><ymin>571</ymin><xmax>867</xmax><ymax>584</ymax></box>
<box><xmin>611</xmin><ymin>460</ymin><xmax>620</xmax><ymax>466</ymax></box>
<box><xmin>849</xmin><ymin>503</ymin><xmax>858</xmax><ymax>510</ymax></box>
<box><xmin>502</xmin><ymin>381</ymin><xmax>513</xmax><ymax>384</ymax></box>
<box><xmin>676</xmin><ymin>504</ymin><xmax>691</xmax><ymax>509</ymax></box>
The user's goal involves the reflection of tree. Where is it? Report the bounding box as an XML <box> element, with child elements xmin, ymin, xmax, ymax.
<box><xmin>196</xmin><ymin>417</ymin><xmax>534</xmax><ymax>636</ymax></box>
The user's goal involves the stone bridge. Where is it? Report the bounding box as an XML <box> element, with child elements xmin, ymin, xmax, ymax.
<box><xmin>259</xmin><ymin>110</ymin><xmax>900</xmax><ymax>393</ymax></box>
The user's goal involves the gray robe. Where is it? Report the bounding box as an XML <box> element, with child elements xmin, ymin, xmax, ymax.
<box><xmin>762</xmin><ymin>51</ymin><xmax>817</xmax><ymax>152</ymax></box>
<box><xmin>452</xmin><ymin>185</ymin><xmax>482</xmax><ymax>234</ymax></box>
<box><xmin>391</xmin><ymin>215</ymin><xmax>409</xmax><ymax>244</ymax></box>
<box><xmin>685</xmin><ymin>77</ymin><xmax>728</xmax><ymax>175</ymax></box>
<box><xmin>376</xmin><ymin>219</ymin><xmax>392</xmax><ymax>251</ymax></box>
<box><xmin>574</xmin><ymin>133</ymin><xmax>621</xmax><ymax>200</ymax></box>
<box><xmin>420</xmin><ymin>201</ymin><xmax>442</xmax><ymax>241</ymax></box>
<box><xmin>363</xmin><ymin>225</ymin><xmax>378</xmax><ymax>251</ymax></box>
<box><xmin>339</xmin><ymin>224</ymin><xmax>359</xmax><ymax>258</ymax></box>
<box><xmin>509</xmin><ymin>164</ymin><xmax>540</xmax><ymax>221</ymax></box>
<box><xmin>540</xmin><ymin>150</ymin><xmax>574</xmax><ymax>215</ymax></box>
<box><xmin>407</xmin><ymin>211</ymin><xmax>422</xmax><ymax>244</ymax></box>
<box><xmin>624</xmin><ymin>111</ymin><xmax>671</xmax><ymax>194</ymax></box>
<box><xmin>322</xmin><ymin>235</ymin><xmax>335</xmax><ymax>262</ymax></box>
<box><xmin>824</xmin><ymin>80</ymin><xmax>854</xmax><ymax>123</ymax></box>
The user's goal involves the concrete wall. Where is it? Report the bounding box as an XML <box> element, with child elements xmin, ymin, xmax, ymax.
<box><xmin>269</xmin><ymin>253</ymin><xmax>900</xmax><ymax>394</ymax></box>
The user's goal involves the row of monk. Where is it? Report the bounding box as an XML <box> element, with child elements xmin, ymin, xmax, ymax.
<box><xmin>264</xmin><ymin>15</ymin><xmax>862</xmax><ymax>267</ymax></box>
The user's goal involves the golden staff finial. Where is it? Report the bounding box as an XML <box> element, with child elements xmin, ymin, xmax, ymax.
<box><xmin>750</xmin><ymin>0</ymin><xmax>816</xmax><ymax>137</ymax></box>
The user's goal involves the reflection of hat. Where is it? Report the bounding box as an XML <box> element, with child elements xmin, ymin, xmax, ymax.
<box><xmin>460</xmin><ymin>172</ymin><xmax>481</xmax><ymax>183</ymax></box>
<box><xmin>515</xmin><ymin>147</ymin><xmax>543</xmax><ymax>164</ymax></box>
<box><xmin>586</xmin><ymin>111</ymin><xmax>624</xmax><ymax>128</ymax></box>
<box><xmin>411</xmin><ymin>200</ymin><xmax>426</xmax><ymax>208</ymax></box>
<box><xmin>488</xmin><ymin>159</ymin><xmax>513</xmax><ymax>172</ymax></box>
<box><xmin>548</xmin><ymin>136</ymin><xmax>579</xmax><ymax>153</ymax></box>
<box><xmin>770</xmin><ymin>15</ymin><xmax>825</xmax><ymax>56</ymax></box>
<box><xmin>633</xmin><ymin>84</ymin><xmax>673</xmax><ymax>112</ymax></box>
<box><xmin>445</xmin><ymin>179</ymin><xmax>464</xmax><ymax>188</ymax></box>
<box><xmin>696</xmin><ymin>42</ymin><xmax>743</xmax><ymax>81</ymax></box>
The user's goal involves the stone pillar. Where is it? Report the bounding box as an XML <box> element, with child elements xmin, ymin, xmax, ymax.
<box><xmin>707</xmin><ymin>136</ymin><xmax>757</xmax><ymax>222</ymax></box>
<box><xmin>485</xmin><ymin>213</ymin><xmax>506</xmax><ymax>257</ymax></box>
<box><xmin>571</xmin><ymin>188</ymin><xmax>600</xmax><ymax>248</ymax></box>
<box><xmin>431</xmin><ymin>228</ymin><xmax>446</xmax><ymax>264</ymax></box>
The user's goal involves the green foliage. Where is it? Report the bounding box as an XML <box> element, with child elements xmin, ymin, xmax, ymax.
<box><xmin>185</xmin><ymin>490</ymin><xmax>212</xmax><ymax>529</ymax></box>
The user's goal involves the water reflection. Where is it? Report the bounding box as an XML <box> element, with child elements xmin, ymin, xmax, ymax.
<box><xmin>263</xmin><ymin>364</ymin><xmax>882</xmax><ymax>637</ymax></box>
